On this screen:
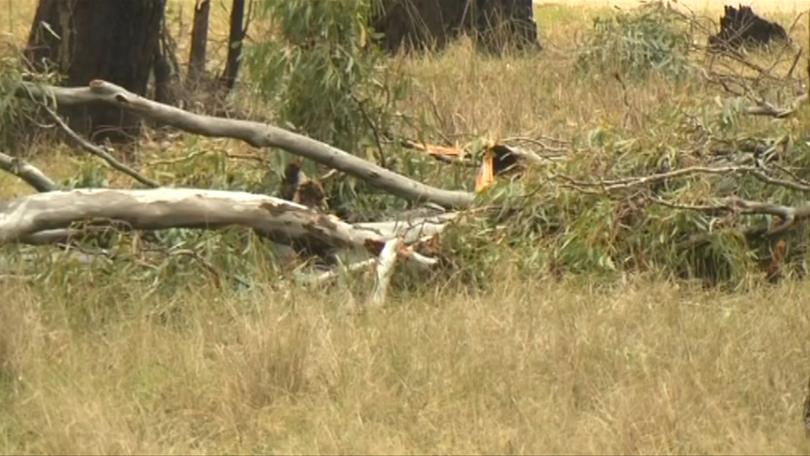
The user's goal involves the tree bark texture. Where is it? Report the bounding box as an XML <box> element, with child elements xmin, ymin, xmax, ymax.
<box><xmin>220</xmin><ymin>0</ymin><xmax>245</xmax><ymax>90</ymax></box>
<box><xmin>188</xmin><ymin>0</ymin><xmax>210</xmax><ymax>85</ymax></box>
<box><xmin>26</xmin><ymin>0</ymin><xmax>166</xmax><ymax>141</ymax></box>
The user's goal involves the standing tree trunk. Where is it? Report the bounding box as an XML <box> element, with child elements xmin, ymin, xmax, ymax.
<box><xmin>220</xmin><ymin>0</ymin><xmax>246</xmax><ymax>91</ymax></box>
<box><xmin>26</xmin><ymin>0</ymin><xmax>166</xmax><ymax>142</ymax></box>
<box><xmin>187</xmin><ymin>0</ymin><xmax>210</xmax><ymax>86</ymax></box>
<box><xmin>153</xmin><ymin>15</ymin><xmax>181</xmax><ymax>106</ymax></box>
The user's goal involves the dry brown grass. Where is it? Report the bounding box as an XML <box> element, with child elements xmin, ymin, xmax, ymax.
<box><xmin>1</xmin><ymin>274</ymin><xmax>810</xmax><ymax>453</ymax></box>
<box><xmin>1</xmin><ymin>1</ymin><xmax>810</xmax><ymax>454</ymax></box>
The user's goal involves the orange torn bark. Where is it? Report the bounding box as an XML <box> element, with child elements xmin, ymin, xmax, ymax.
<box><xmin>475</xmin><ymin>149</ymin><xmax>495</xmax><ymax>192</ymax></box>
<box><xmin>406</xmin><ymin>140</ymin><xmax>501</xmax><ymax>192</ymax></box>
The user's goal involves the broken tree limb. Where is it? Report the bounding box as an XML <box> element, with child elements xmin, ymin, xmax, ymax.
<box><xmin>724</xmin><ymin>197</ymin><xmax>810</xmax><ymax>234</ymax></box>
<box><xmin>21</xmin><ymin>80</ymin><xmax>475</xmax><ymax>209</ymax></box>
<box><xmin>0</xmin><ymin>152</ymin><xmax>57</xmax><ymax>192</ymax></box>
<box><xmin>0</xmin><ymin>188</ymin><xmax>453</xmax><ymax>257</ymax></box>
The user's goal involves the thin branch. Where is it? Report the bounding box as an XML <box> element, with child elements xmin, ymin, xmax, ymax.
<box><xmin>43</xmin><ymin>106</ymin><xmax>161</xmax><ymax>188</ymax></box>
<box><xmin>744</xmin><ymin>93</ymin><xmax>809</xmax><ymax>118</ymax></box>
<box><xmin>724</xmin><ymin>197</ymin><xmax>810</xmax><ymax>234</ymax></box>
<box><xmin>0</xmin><ymin>151</ymin><xmax>57</xmax><ymax>192</ymax></box>
<box><xmin>749</xmin><ymin>169</ymin><xmax>810</xmax><ymax>192</ymax></box>
<box><xmin>650</xmin><ymin>195</ymin><xmax>810</xmax><ymax>235</ymax></box>
<box><xmin>554</xmin><ymin>165</ymin><xmax>759</xmax><ymax>191</ymax></box>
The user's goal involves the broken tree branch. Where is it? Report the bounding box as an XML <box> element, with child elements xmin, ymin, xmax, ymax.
<box><xmin>43</xmin><ymin>106</ymin><xmax>161</xmax><ymax>188</ymax></box>
<box><xmin>724</xmin><ymin>197</ymin><xmax>810</xmax><ymax>234</ymax></box>
<box><xmin>744</xmin><ymin>93</ymin><xmax>809</xmax><ymax>118</ymax></box>
<box><xmin>22</xmin><ymin>80</ymin><xmax>475</xmax><ymax>209</ymax></box>
<box><xmin>0</xmin><ymin>152</ymin><xmax>57</xmax><ymax>192</ymax></box>
<box><xmin>554</xmin><ymin>165</ymin><xmax>760</xmax><ymax>192</ymax></box>
<box><xmin>650</xmin><ymin>195</ymin><xmax>810</xmax><ymax>235</ymax></box>
<box><xmin>0</xmin><ymin>189</ymin><xmax>452</xmax><ymax>259</ymax></box>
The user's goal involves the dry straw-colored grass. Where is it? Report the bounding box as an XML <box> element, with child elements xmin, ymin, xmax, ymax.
<box><xmin>1</xmin><ymin>274</ymin><xmax>810</xmax><ymax>453</ymax></box>
<box><xmin>1</xmin><ymin>0</ymin><xmax>810</xmax><ymax>454</ymax></box>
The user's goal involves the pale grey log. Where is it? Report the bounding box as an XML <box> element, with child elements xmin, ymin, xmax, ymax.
<box><xmin>0</xmin><ymin>188</ymin><xmax>453</xmax><ymax>250</ymax></box>
<box><xmin>22</xmin><ymin>80</ymin><xmax>475</xmax><ymax>208</ymax></box>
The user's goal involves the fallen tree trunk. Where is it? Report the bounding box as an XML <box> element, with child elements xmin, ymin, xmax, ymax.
<box><xmin>21</xmin><ymin>80</ymin><xmax>475</xmax><ymax>209</ymax></box>
<box><xmin>0</xmin><ymin>188</ymin><xmax>452</xmax><ymax>255</ymax></box>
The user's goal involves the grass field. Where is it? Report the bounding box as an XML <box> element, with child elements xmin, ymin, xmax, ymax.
<box><xmin>2</xmin><ymin>0</ymin><xmax>810</xmax><ymax>454</ymax></box>
<box><xmin>541</xmin><ymin>0</ymin><xmax>806</xmax><ymax>13</ymax></box>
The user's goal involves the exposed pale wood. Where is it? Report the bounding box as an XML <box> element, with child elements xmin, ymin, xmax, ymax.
<box><xmin>22</xmin><ymin>80</ymin><xmax>475</xmax><ymax>208</ymax></box>
<box><xmin>371</xmin><ymin>237</ymin><xmax>403</xmax><ymax>306</ymax></box>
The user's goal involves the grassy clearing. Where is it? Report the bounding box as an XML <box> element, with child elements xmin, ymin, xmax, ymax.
<box><xmin>1</xmin><ymin>0</ymin><xmax>810</xmax><ymax>453</ymax></box>
<box><xmin>2</xmin><ymin>274</ymin><xmax>810</xmax><ymax>453</ymax></box>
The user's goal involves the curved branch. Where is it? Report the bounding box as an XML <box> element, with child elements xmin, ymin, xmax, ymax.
<box><xmin>0</xmin><ymin>152</ymin><xmax>57</xmax><ymax>192</ymax></box>
<box><xmin>22</xmin><ymin>80</ymin><xmax>475</xmax><ymax>209</ymax></box>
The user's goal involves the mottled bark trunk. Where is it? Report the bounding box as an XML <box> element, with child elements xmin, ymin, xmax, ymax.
<box><xmin>26</xmin><ymin>0</ymin><xmax>165</xmax><ymax>142</ymax></box>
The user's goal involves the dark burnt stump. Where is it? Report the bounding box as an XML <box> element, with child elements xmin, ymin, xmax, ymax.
<box><xmin>709</xmin><ymin>5</ymin><xmax>788</xmax><ymax>50</ymax></box>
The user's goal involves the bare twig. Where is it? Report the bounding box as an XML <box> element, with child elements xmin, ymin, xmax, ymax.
<box><xmin>749</xmin><ymin>169</ymin><xmax>810</xmax><ymax>192</ymax></box>
<box><xmin>650</xmin><ymin>195</ymin><xmax>810</xmax><ymax>235</ymax></box>
<box><xmin>744</xmin><ymin>93</ymin><xmax>809</xmax><ymax>118</ymax></box>
<box><xmin>43</xmin><ymin>106</ymin><xmax>161</xmax><ymax>188</ymax></box>
<box><xmin>555</xmin><ymin>165</ymin><xmax>759</xmax><ymax>192</ymax></box>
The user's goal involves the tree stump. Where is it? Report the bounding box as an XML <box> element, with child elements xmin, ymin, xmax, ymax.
<box><xmin>709</xmin><ymin>5</ymin><xmax>788</xmax><ymax>50</ymax></box>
